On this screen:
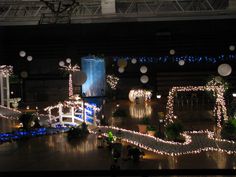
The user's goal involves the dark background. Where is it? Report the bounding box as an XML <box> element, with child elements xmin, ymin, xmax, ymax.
<box><xmin>0</xmin><ymin>19</ymin><xmax>235</xmax><ymax>105</ymax></box>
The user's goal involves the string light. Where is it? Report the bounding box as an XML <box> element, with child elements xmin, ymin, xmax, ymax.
<box><xmin>112</xmin><ymin>54</ymin><xmax>236</xmax><ymax>64</ymax></box>
<box><xmin>59</xmin><ymin>60</ymin><xmax>80</xmax><ymax>97</ymax></box>
<box><xmin>106</xmin><ymin>75</ymin><xmax>119</xmax><ymax>90</ymax></box>
<box><xmin>128</xmin><ymin>89</ymin><xmax>152</xmax><ymax>103</ymax></box>
<box><xmin>90</xmin><ymin>126</ymin><xmax>236</xmax><ymax>156</ymax></box>
<box><xmin>165</xmin><ymin>85</ymin><xmax>228</xmax><ymax>127</ymax></box>
<box><xmin>0</xmin><ymin>65</ymin><xmax>13</xmax><ymax>77</ymax></box>
<box><xmin>44</xmin><ymin>96</ymin><xmax>100</xmax><ymax>126</ymax></box>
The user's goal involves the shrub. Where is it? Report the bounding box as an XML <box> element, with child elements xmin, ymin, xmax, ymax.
<box><xmin>165</xmin><ymin>121</ymin><xmax>183</xmax><ymax>141</ymax></box>
<box><xmin>147</xmin><ymin>125</ymin><xmax>156</xmax><ymax>131</ymax></box>
<box><xmin>67</xmin><ymin>122</ymin><xmax>89</xmax><ymax>140</ymax></box>
<box><xmin>221</xmin><ymin>119</ymin><xmax>236</xmax><ymax>140</ymax></box>
<box><xmin>139</xmin><ymin>117</ymin><xmax>150</xmax><ymax>125</ymax></box>
<box><xmin>18</xmin><ymin>113</ymin><xmax>41</xmax><ymax>130</ymax></box>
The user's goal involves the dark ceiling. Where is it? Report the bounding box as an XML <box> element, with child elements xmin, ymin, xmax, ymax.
<box><xmin>0</xmin><ymin>18</ymin><xmax>236</xmax><ymax>61</ymax></box>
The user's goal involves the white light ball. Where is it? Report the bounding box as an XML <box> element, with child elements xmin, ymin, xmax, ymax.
<box><xmin>229</xmin><ymin>45</ymin><xmax>235</xmax><ymax>51</ymax></box>
<box><xmin>59</xmin><ymin>61</ymin><xmax>65</xmax><ymax>67</ymax></box>
<box><xmin>118</xmin><ymin>67</ymin><xmax>125</xmax><ymax>73</ymax></box>
<box><xmin>140</xmin><ymin>75</ymin><xmax>149</xmax><ymax>84</ymax></box>
<box><xmin>131</xmin><ymin>58</ymin><xmax>137</xmax><ymax>64</ymax></box>
<box><xmin>19</xmin><ymin>51</ymin><xmax>26</xmax><ymax>57</ymax></box>
<box><xmin>178</xmin><ymin>60</ymin><xmax>185</xmax><ymax>66</ymax></box>
<box><xmin>27</xmin><ymin>56</ymin><xmax>33</xmax><ymax>61</ymax></box>
<box><xmin>218</xmin><ymin>63</ymin><xmax>232</xmax><ymax>77</ymax></box>
<box><xmin>140</xmin><ymin>65</ymin><xmax>148</xmax><ymax>74</ymax></box>
<box><xmin>170</xmin><ymin>49</ymin><xmax>175</xmax><ymax>55</ymax></box>
<box><xmin>66</xmin><ymin>58</ymin><xmax>71</xmax><ymax>63</ymax></box>
<box><xmin>72</xmin><ymin>71</ymin><xmax>87</xmax><ymax>86</ymax></box>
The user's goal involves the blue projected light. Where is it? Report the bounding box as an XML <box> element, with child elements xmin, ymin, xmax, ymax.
<box><xmin>81</xmin><ymin>56</ymin><xmax>106</xmax><ymax>97</ymax></box>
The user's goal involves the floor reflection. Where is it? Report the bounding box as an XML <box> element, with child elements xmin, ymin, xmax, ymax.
<box><xmin>0</xmin><ymin>117</ymin><xmax>18</xmax><ymax>133</ymax></box>
<box><xmin>129</xmin><ymin>103</ymin><xmax>152</xmax><ymax>119</ymax></box>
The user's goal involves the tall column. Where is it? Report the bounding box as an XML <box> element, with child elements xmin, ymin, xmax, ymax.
<box><xmin>71</xmin><ymin>106</ymin><xmax>75</xmax><ymax>124</ymax></box>
<box><xmin>69</xmin><ymin>73</ymin><xmax>73</xmax><ymax>97</ymax></box>
<box><xmin>0</xmin><ymin>74</ymin><xmax>3</xmax><ymax>106</ymax></box>
<box><xmin>58</xmin><ymin>104</ymin><xmax>63</xmax><ymax>123</ymax></box>
<box><xmin>6</xmin><ymin>75</ymin><xmax>10</xmax><ymax>108</ymax></box>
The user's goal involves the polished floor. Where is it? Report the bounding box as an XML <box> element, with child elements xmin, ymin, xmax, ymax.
<box><xmin>0</xmin><ymin>100</ymin><xmax>236</xmax><ymax>171</ymax></box>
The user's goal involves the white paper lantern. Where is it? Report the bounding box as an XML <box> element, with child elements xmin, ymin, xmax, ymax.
<box><xmin>59</xmin><ymin>61</ymin><xmax>65</xmax><ymax>67</ymax></box>
<box><xmin>170</xmin><ymin>49</ymin><xmax>175</xmax><ymax>55</ymax></box>
<box><xmin>218</xmin><ymin>63</ymin><xmax>232</xmax><ymax>76</ymax></box>
<box><xmin>20</xmin><ymin>71</ymin><xmax>28</xmax><ymax>78</ymax></box>
<box><xmin>72</xmin><ymin>71</ymin><xmax>87</xmax><ymax>86</ymax></box>
<box><xmin>19</xmin><ymin>51</ymin><xmax>26</xmax><ymax>57</ymax></box>
<box><xmin>66</xmin><ymin>58</ymin><xmax>71</xmax><ymax>63</ymax></box>
<box><xmin>117</xmin><ymin>59</ymin><xmax>128</xmax><ymax>68</ymax></box>
<box><xmin>140</xmin><ymin>75</ymin><xmax>149</xmax><ymax>84</ymax></box>
<box><xmin>131</xmin><ymin>58</ymin><xmax>137</xmax><ymax>64</ymax></box>
<box><xmin>178</xmin><ymin>60</ymin><xmax>185</xmax><ymax>66</ymax></box>
<box><xmin>140</xmin><ymin>66</ymin><xmax>148</xmax><ymax>73</ymax></box>
<box><xmin>229</xmin><ymin>45</ymin><xmax>235</xmax><ymax>51</ymax></box>
<box><xmin>118</xmin><ymin>67</ymin><xmax>125</xmax><ymax>73</ymax></box>
<box><xmin>27</xmin><ymin>56</ymin><xmax>33</xmax><ymax>61</ymax></box>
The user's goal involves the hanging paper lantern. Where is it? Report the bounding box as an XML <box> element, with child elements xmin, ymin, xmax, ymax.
<box><xmin>229</xmin><ymin>45</ymin><xmax>235</xmax><ymax>51</ymax></box>
<box><xmin>27</xmin><ymin>56</ymin><xmax>33</xmax><ymax>61</ymax></box>
<box><xmin>118</xmin><ymin>67</ymin><xmax>125</xmax><ymax>73</ymax></box>
<box><xmin>131</xmin><ymin>58</ymin><xmax>137</xmax><ymax>64</ymax></box>
<box><xmin>117</xmin><ymin>59</ymin><xmax>127</xmax><ymax>68</ymax></box>
<box><xmin>140</xmin><ymin>75</ymin><xmax>149</xmax><ymax>84</ymax></box>
<box><xmin>178</xmin><ymin>60</ymin><xmax>185</xmax><ymax>66</ymax></box>
<box><xmin>66</xmin><ymin>58</ymin><xmax>71</xmax><ymax>63</ymax></box>
<box><xmin>72</xmin><ymin>71</ymin><xmax>87</xmax><ymax>86</ymax></box>
<box><xmin>20</xmin><ymin>71</ymin><xmax>28</xmax><ymax>78</ymax></box>
<box><xmin>217</xmin><ymin>63</ymin><xmax>232</xmax><ymax>77</ymax></box>
<box><xmin>140</xmin><ymin>65</ymin><xmax>148</xmax><ymax>73</ymax></box>
<box><xmin>19</xmin><ymin>51</ymin><xmax>26</xmax><ymax>57</ymax></box>
<box><xmin>59</xmin><ymin>61</ymin><xmax>65</xmax><ymax>67</ymax></box>
<box><xmin>169</xmin><ymin>49</ymin><xmax>175</xmax><ymax>55</ymax></box>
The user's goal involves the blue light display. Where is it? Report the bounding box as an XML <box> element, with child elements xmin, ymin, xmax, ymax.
<box><xmin>81</xmin><ymin>56</ymin><xmax>106</xmax><ymax>97</ymax></box>
<box><xmin>112</xmin><ymin>54</ymin><xmax>236</xmax><ymax>64</ymax></box>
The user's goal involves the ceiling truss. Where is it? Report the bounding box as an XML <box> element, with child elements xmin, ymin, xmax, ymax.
<box><xmin>0</xmin><ymin>0</ymin><xmax>235</xmax><ymax>25</ymax></box>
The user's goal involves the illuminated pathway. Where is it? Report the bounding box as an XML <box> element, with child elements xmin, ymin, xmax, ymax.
<box><xmin>0</xmin><ymin>106</ymin><xmax>21</xmax><ymax>119</ymax></box>
<box><xmin>92</xmin><ymin>126</ymin><xmax>236</xmax><ymax>156</ymax></box>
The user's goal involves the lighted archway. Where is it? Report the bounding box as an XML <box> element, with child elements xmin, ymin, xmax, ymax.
<box><xmin>165</xmin><ymin>85</ymin><xmax>228</xmax><ymax>128</ymax></box>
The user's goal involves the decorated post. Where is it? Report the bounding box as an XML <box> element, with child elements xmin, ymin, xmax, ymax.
<box><xmin>0</xmin><ymin>65</ymin><xmax>13</xmax><ymax>108</ymax></box>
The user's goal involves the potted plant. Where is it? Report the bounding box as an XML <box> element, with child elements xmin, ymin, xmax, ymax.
<box><xmin>147</xmin><ymin>125</ymin><xmax>156</xmax><ymax>136</ymax></box>
<box><xmin>138</xmin><ymin>117</ymin><xmax>150</xmax><ymax>133</ymax></box>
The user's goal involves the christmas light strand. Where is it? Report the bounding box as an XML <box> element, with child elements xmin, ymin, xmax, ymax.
<box><xmin>90</xmin><ymin>126</ymin><xmax>236</xmax><ymax>156</ymax></box>
<box><xmin>165</xmin><ymin>85</ymin><xmax>228</xmax><ymax>127</ymax></box>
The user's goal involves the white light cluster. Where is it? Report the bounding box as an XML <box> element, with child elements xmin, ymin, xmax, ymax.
<box><xmin>165</xmin><ymin>85</ymin><xmax>228</xmax><ymax>127</ymax></box>
<box><xmin>128</xmin><ymin>89</ymin><xmax>152</xmax><ymax>103</ymax></box>
<box><xmin>59</xmin><ymin>60</ymin><xmax>80</xmax><ymax>97</ymax></box>
<box><xmin>106</xmin><ymin>75</ymin><xmax>119</xmax><ymax>90</ymax></box>
<box><xmin>0</xmin><ymin>65</ymin><xmax>13</xmax><ymax>77</ymax></box>
<box><xmin>91</xmin><ymin>126</ymin><xmax>236</xmax><ymax>156</ymax></box>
